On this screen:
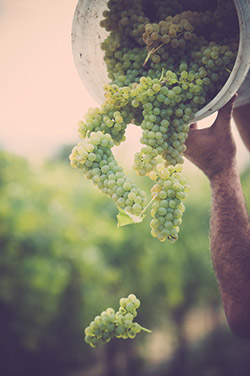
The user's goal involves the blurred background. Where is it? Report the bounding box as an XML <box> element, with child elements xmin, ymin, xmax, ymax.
<box><xmin>1</xmin><ymin>1</ymin><xmax>250</xmax><ymax>375</ymax></box>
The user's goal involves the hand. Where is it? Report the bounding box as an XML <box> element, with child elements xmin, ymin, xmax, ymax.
<box><xmin>184</xmin><ymin>95</ymin><xmax>238</xmax><ymax>180</ymax></box>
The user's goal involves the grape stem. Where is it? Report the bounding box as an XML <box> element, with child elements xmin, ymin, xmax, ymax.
<box><xmin>140</xmin><ymin>196</ymin><xmax>156</xmax><ymax>217</ymax></box>
<box><xmin>139</xmin><ymin>325</ymin><xmax>152</xmax><ymax>333</ymax></box>
<box><xmin>224</xmin><ymin>65</ymin><xmax>231</xmax><ymax>74</ymax></box>
<box><xmin>143</xmin><ymin>43</ymin><xmax>163</xmax><ymax>67</ymax></box>
<box><xmin>159</xmin><ymin>68</ymin><xmax>165</xmax><ymax>82</ymax></box>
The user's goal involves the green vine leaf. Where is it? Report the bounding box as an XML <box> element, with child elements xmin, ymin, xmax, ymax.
<box><xmin>117</xmin><ymin>207</ymin><xmax>146</xmax><ymax>227</ymax></box>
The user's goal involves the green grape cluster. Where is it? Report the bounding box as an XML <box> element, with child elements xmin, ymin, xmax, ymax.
<box><xmin>70</xmin><ymin>131</ymin><xmax>147</xmax><ymax>216</ymax></box>
<box><xmin>142</xmin><ymin>10</ymin><xmax>204</xmax><ymax>53</ymax></box>
<box><xmin>70</xmin><ymin>0</ymin><xmax>239</xmax><ymax>242</ymax></box>
<box><xmin>151</xmin><ymin>0</ymin><xmax>183</xmax><ymax>21</ymax></box>
<box><xmin>101</xmin><ymin>0</ymin><xmax>150</xmax><ymax>46</ymax></box>
<box><xmin>84</xmin><ymin>294</ymin><xmax>151</xmax><ymax>347</ymax></box>
<box><xmin>149</xmin><ymin>163</ymin><xmax>190</xmax><ymax>242</ymax></box>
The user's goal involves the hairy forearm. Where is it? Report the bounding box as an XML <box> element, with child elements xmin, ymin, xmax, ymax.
<box><xmin>210</xmin><ymin>165</ymin><xmax>250</xmax><ymax>336</ymax></box>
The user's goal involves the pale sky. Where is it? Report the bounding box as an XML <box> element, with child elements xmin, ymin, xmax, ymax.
<box><xmin>0</xmin><ymin>0</ymin><xmax>98</xmax><ymax>160</ymax></box>
<box><xmin>0</xmin><ymin>0</ymin><xmax>249</xmax><ymax>169</ymax></box>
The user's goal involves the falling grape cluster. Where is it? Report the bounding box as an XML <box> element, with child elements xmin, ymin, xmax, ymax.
<box><xmin>70</xmin><ymin>0</ymin><xmax>239</xmax><ymax>243</ymax></box>
<box><xmin>84</xmin><ymin>294</ymin><xmax>151</xmax><ymax>347</ymax></box>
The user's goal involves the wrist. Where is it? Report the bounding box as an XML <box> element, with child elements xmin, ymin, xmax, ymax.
<box><xmin>209</xmin><ymin>162</ymin><xmax>239</xmax><ymax>188</ymax></box>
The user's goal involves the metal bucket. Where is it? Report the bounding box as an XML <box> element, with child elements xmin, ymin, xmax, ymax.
<box><xmin>71</xmin><ymin>0</ymin><xmax>250</xmax><ymax>122</ymax></box>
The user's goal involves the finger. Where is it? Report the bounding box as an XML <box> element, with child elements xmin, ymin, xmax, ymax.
<box><xmin>189</xmin><ymin>123</ymin><xmax>198</xmax><ymax>130</ymax></box>
<box><xmin>184</xmin><ymin>123</ymin><xmax>198</xmax><ymax>152</ymax></box>
<box><xmin>214</xmin><ymin>94</ymin><xmax>238</xmax><ymax>126</ymax></box>
<box><xmin>184</xmin><ymin>125</ymin><xmax>199</xmax><ymax>151</ymax></box>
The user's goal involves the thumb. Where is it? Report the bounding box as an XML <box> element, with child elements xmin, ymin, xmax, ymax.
<box><xmin>214</xmin><ymin>94</ymin><xmax>238</xmax><ymax>128</ymax></box>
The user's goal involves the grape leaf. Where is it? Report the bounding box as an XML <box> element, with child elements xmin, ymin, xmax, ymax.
<box><xmin>117</xmin><ymin>207</ymin><xmax>146</xmax><ymax>227</ymax></box>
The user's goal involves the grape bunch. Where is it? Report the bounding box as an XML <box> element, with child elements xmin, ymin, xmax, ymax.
<box><xmin>149</xmin><ymin>163</ymin><xmax>190</xmax><ymax>242</ymax></box>
<box><xmin>70</xmin><ymin>0</ymin><xmax>239</xmax><ymax>243</ymax></box>
<box><xmin>70</xmin><ymin>131</ymin><xmax>147</xmax><ymax>216</ymax></box>
<box><xmin>84</xmin><ymin>294</ymin><xmax>151</xmax><ymax>347</ymax></box>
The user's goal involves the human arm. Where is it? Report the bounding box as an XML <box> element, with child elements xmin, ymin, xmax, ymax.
<box><xmin>184</xmin><ymin>95</ymin><xmax>250</xmax><ymax>337</ymax></box>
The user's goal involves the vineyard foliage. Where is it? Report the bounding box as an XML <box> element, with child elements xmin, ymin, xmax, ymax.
<box><xmin>0</xmin><ymin>147</ymin><xmax>248</xmax><ymax>374</ymax></box>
